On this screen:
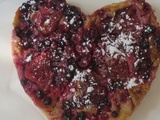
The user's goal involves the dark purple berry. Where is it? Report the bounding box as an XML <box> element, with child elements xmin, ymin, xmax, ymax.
<box><xmin>65</xmin><ymin>5</ymin><xmax>80</xmax><ymax>21</ymax></box>
<box><xmin>19</xmin><ymin>39</ymin><xmax>32</xmax><ymax>49</ymax></box>
<box><xmin>143</xmin><ymin>71</ymin><xmax>150</xmax><ymax>80</ymax></box>
<box><xmin>155</xmin><ymin>36</ymin><xmax>160</xmax><ymax>43</ymax></box>
<box><xmin>51</xmin><ymin>3</ymin><xmax>57</xmax><ymax>9</ymax></box>
<box><xmin>113</xmin><ymin>80</ymin><xmax>123</xmax><ymax>89</ymax></box>
<box><xmin>64</xmin><ymin>5</ymin><xmax>83</xmax><ymax>30</ymax></box>
<box><xmin>140</xmin><ymin>41</ymin><xmax>149</xmax><ymax>49</ymax></box>
<box><xmin>98</xmin><ymin>98</ymin><xmax>111</xmax><ymax>109</ymax></box>
<box><xmin>63</xmin><ymin>111</ymin><xmax>72</xmax><ymax>120</ymax></box>
<box><xmin>62</xmin><ymin>100</ymin><xmax>74</xmax><ymax>111</ymax></box>
<box><xmin>142</xmin><ymin>2</ymin><xmax>150</xmax><ymax>11</ymax></box>
<box><xmin>54</xmin><ymin>76</ymin><xmax>63</xmax><ymax>87</ymax></box>
<box><xmin>50</xmin><ymin>0</ymin><xmax>66</xmax><ymax>11</ymax></box>
<box><xmin>39</xmin><ymin>0</ymin><xmax>46</xmax><ymax>5</ymax></box>
<box><xmin>143</xmin><ymin>25</ymin><xmax>156</xmax><ymax>37</ymax></box>
<box><xmin>20</xmin><ymin>79</ymin><xmax>28</xmax><ymax>87</ymax></box>
<box><xmin>44</xmin><ymin>40</ymin><xmax>51</xmax><ymax>47</ymax></box>
<box><xmin>112</xmin><ymin>111</ymin><xmax>119</xmax><ymax>118</ymax></box>
<box><xmin>15</xmin><ymin>28</ymin><xmax>23</xmax><ymax>38</ymax></box>
<box><xmin>58</xmin><ymin>40</ymin><xmax>65</xmax><ymax>47</ymax></box>
<box><xmin>36</xmin><ymin>90</ymin><xmax>45</xmax><ymax>99</ymax></box>
<box><xmin>20</xmin><ymin>3</ymin><xmax>31</xmax><ymax>13</ymax></box>
<box><xmin>146</xmin><ymin>58</ymin><xmax>153</xmax><ymax>68</ymax></box>
<box><xmin>67</xmin><ymin>57</ymin><xmax>75</xmax><ymax>65</ymax></box>
<box><xmin>43</xmin><ymin>97</ymin><xmax>52</xmax><ymax>105</ymax></box>
<box><xmin>155</xmin><ymin>36</ymin><xmax>160</xmax><ymax>51</ymax></box>
<box><xmin>155</xmin><ymin>36</ymin><xmax>160</xmax><ymax>45</ymax></box>
<box><xmin>76</xmin><ymin>112</ymin><xmax>86</xmax><ymax>120</ymax></box>
<box><xmin>108</xmin><ymin>84</ymin><xmax>114</xmax><ymax>92</ymax></box>
<box><xmin>107</xmin><ymin>80</ymin><xmax>123</xmax><ymax>91</ymax></box>
<box><xmin>136</xmin><ymin>58</ymin><xmax>152</xmax><ymax>74</ymax></box>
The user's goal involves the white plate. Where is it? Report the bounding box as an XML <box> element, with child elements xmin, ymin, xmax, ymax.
<box><xmin>0</xmin><ymin>0</ymin><xmax>160</xmax><ymax>120</ymax></box>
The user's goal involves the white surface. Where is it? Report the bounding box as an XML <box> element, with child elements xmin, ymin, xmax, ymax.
<box><xmin>0</xmin><ymin>0</ymin><xmax>160</xmax><ymax>120</ymax></box>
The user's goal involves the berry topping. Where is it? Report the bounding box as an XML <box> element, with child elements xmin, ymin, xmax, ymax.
<box><xmin>63</xmin><ymin>111</ymin><xmax>72</xmax><ymax>120</ymax></box>
<box><xmin>36</xmin><ymin>90</ymin><xmax>45</xmax><ymax>99</ymax></box>
<box><xmin>112</xmin><ymin>111</ymin><xmax>119</xmax><ymax>118</ymax></box>
<box><xmin>64</xmin><ymin>5</ymin><xmax>83</xmax><ymax>29</ymax></box>
<box><xmin>78</xmin><ymin>56</ymin><xmax>91</xmax><ymax>69</ymax></box>
<box><xmin>144</xmin><ymin>25</ymin><xmax>156</xmax><ymax>36</ymax></box>
<box><xmin>76</xmin><ymin>112</ymin><xmax>86</xmax><ymax>120</ymax></box>
<box><xmin>20</xmin><ymin>3</ymin><xmax>31</xmax><ymax>13</ymax></box>
<box><xmin>62</xmin><ymin>100</ymin><xmax>75</xmax><ymax>111</ymax></box>
<box><xmin>20</xmin><ymin>79</ymin><xmax>28</xmax><ymax>87</ymax></box>
<box><xmin>12</xmin><ymin>0</ymin><xmax>160</xmax><ymax>120</ymax></box>
<box><xmin>43</xmin><ymin>97</ymin><xmax>52</xmax><ymax>105</ymax></box>
<box><xmin>98</xmin><ymin>98</ymin><xmax>111</xmax><ymax>110</ymax></box>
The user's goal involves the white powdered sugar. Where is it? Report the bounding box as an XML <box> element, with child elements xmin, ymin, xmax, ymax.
<box><xmin>63</xmin><ymin>21</ymin><xmax>70</xmax><ymax>27</ymax></box>
<box><xmin>72</xmin><ymin>92</ymin><xmax>92</xmax><ymax>108</ymax></box>
<box><xmin>125</xmin><ymin>14</ymin><xmax>131</xmax><ymax>20</ymax></box>
<box><xmin>70</xmin><ymin>88</ymin><xmax>76</xmax><ymax>93</ymax></box>
<box><xmin>124</xmin><ymin>77</ymin><xmax>139</xmax><ymax>89</ymax></box>
<box><xmin>101</xmin><ymin>32</ymin><xmax>135</xmax><ymax>59</ymax></box>
<box><xmin>82</xmin><ymin>47</ymin><xmax>89</xmax><ymax>53</ymax></box>
<box><xmin>120</xmin><ymin>19</ymin><xmax>124</xmax><ymax>23</ymax></box>
<box><xmin>69</xmin><ymin>16</ymin><xmax>76</xmax><ymax>25</ymax></box>
<box><xmin>100</xmin><ymin>11</ymin><xmax>144</xmax><ymax>59</ymax></box>
<box><xmin>62</xmin><ymin>36</ymin><xmax>67</xmax><ymax>43</ymax></box>
<box><xmin>69</xmin><ymin>69</ymin><xmax>96</xmax><ymax>107</ymax></box>
<box><xmin>139</xmin><ymin>79</ymin><xmax>144</xmax><ymax>84</ymax></box>
<box><xmin>72</xmin><ymin>95</ymin><xmax>82</xmax><ymax>108</ymax></box>
<box><xmin>68</xmin><ymin>65</ymin><xmax>74</xmax><ymax>71</ymax></box>
<box><xmin>136</xmin><ymin>25</ymin><xmax>142</xmax><ymax>30</ymax></box>
<box><xmin>134</xmin><ymin>58</ymin><xmax>141</xmax><ymax>67</ymax></box>
<box><xmin>25</xmin><ymin>54</ymin><xmax>32</xmax><ymax>62</ymax></box>
<box><xmin>106</xmin><ymin>45</ymin><xmax>125</xmax><ymax>58</ymax></box>
<box><xmin>125</xmin><ymin>78</ymin><xmax>137</xmax><ymax>89</ymax></box>
<box><xmin>72</xmin><ymin>69</ymin><xmax>91</xmax><ymax>82</ymax></box>
<box><xmin>87</xmin><ymin>86</ymin><xmax>94</xmax><ymax>93</ymax></box>
<box><xmin>83</xmin><ymin>95</ymin><xmax>92</xmax><ymax>105</ymax></box>
<box><xmin>44</xmin><ymin>18</ymin><xmax>51</xmax><ymax>25</ymax></box>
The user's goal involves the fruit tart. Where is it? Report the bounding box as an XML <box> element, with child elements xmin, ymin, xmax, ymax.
<box><xmin>12</xmin><ymin>0</ymin><xmax>160</xmax><ymax>120</ymax></box>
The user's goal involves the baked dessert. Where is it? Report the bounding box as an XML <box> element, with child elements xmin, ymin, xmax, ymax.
<box><xmin>12</xmin><ymin>0</ymin><xmax>160</xmax><ymax>120</ymax></box>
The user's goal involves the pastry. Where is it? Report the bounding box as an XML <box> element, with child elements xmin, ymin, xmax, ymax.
<box><xmin>12</xmin><ymin>0</ymin><xmax>160</xmax><ymax>119</ymax></box>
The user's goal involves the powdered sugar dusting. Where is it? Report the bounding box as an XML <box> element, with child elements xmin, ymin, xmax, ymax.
<box><xmin>101</xmin><ymin>32</ymin><xmax>135</xmax><ymax>59</ymax></box>
<box><xmin>70</xmin><ymin>88</ymin><xmax>76</xmax><ymax>93</ymax></box>
<box><xmin>87</xmin><ymin>86</ymin><xmax>94</xmax><ymax>93</ymax></box>
<box><xmin>124</xmin><ymin>77</ymin><xmax>145</xmax><ymax>89</ymax></box>
<box><xmin>125</xmin><ymin>77</ymin><xmax>138</xmax><ymax>89</ymax></box>
<box><xmin>107</xmin><ymin>45</ymin><xmax>125</xmax><ymax>58</ymax></box>
<box><xmin>72</xmin><ymin>93</ymin><xmax>92</xmax><ymax>108</ymax></box>
<box><xmin>100</xmin><ymin>10</ymin><xmax>144</xmax><ymax>59</ymax></box>
<box><xmin>25</xmin><ymin>54</ymin><xmax>32</xmax><ymax>62</ymax></box>
<box><xmin>134</xmin><ymin>58</ymin><xmax>141</xmax><ymax>67</ymax></box>
<box><xmin>69</xmin><ymin>16</ymin><xmax>76</xmax><ymax>25</ymax></box>
<box><xmin>72</xmin><ymin>69</ymin><xmax>91</xmax><ymax>82</ymax></box>
<box><xmin>71</xmin><ymin>86</ymin><xmax>94</xmax><ymax>108</ymax></box>
<box><xmin>68</xmin><ymin>68</ymin><xmax>97</xmax><ymax>108</ymax></box>
<box><xmin>44</xmin><ymin>18</ymin><xmax>51</xmax><ymax>25</ymax></box>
